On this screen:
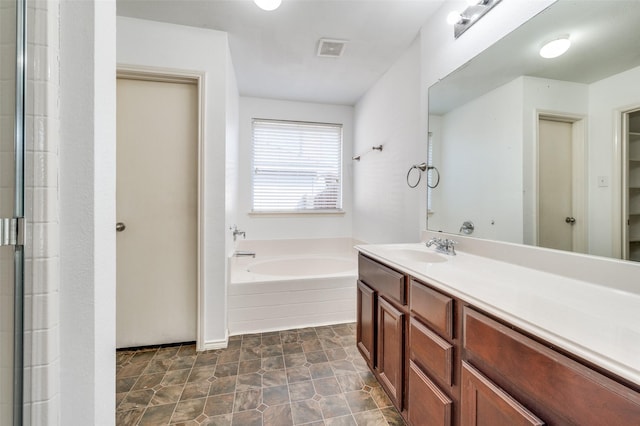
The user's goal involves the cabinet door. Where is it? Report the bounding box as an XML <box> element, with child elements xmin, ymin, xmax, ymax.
<box><xmin>408</xmin><ymin>361</ymin><xmax>452</xmax><ymax>426</ymax></box>
<box><xmin>357</xmin><ymin>280</ymin><xmax>376</xmax><ymax>367</ymax></box>
<box><xmin>377</xmin><ymin>296</ymin><xmax>405</xmax><ymax>410</ymax></box>
<box><xmin>461</xmin><ymin>362</ymin><xmax>544</xmax><ymax>426</ymax></box>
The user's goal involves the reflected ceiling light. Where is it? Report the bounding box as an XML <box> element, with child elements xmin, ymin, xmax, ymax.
<box><xmin>447</xmin><ymin>0</ymin><xmax>502</xmax><ymax>38</ymax></box>
<box><xmin>253</xmin><ymin>0</ymin><xmax>281</xmax><ymax>11</ymax></box>
<box><xmin>539</xmin><ymin>36</ymin><xmax>571</xmax><ymax>59</ymax></box>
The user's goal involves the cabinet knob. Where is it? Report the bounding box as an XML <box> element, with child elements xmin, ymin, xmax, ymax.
<box><xmin>565</xmin><ymin>217</ymin><xmax>576</xmax><ymax>225</ymax></box>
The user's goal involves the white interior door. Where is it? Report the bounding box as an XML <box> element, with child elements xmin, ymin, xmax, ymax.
<box><xmin>116</xmin><ymin>77</ymin><xmax>198</xmax><ymax>348</ymax></box>
<box><xmin>538</xmin><ymin>118</ymin><xmax>574</xmax><ymax>251</ymax></box>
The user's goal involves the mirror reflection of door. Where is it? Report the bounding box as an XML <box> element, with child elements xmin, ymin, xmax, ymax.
<box><xmin>537</xmin><ymin>115</ymin><xmax>586</xmax><ymax>252</ymax></box>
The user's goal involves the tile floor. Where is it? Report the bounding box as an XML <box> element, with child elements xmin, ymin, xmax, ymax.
<box><xmin>115</xmin><ymin>323</ymin><xmax>406</xmax><ymax>425</ymax></box>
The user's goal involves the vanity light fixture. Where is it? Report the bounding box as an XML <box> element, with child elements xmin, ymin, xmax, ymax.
<box><xmin>253</xmin><ymin>0</ymin><xmax>281</xmax><ymax>11</ymax></box>
<box><xmin>447</xmin><ymin>0</ymin><xmax>502</xmax><ymax>39</ymax></box>
<box><xmin>539</xmin><ymin>36</ymin><xmax>571</xmax><ymax>59</ymax></box>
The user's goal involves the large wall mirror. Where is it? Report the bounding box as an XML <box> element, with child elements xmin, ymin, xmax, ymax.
<box><xmin>427</xmin><ymin>0</ymin><xmax>640</xmax><ymax>262</ymax></box>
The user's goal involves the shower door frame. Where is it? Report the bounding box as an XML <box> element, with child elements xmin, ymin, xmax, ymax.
<box><xmin>2</xmin><ymin>0</ymin><xmax>26</xmax><ymax>424</ymax></box>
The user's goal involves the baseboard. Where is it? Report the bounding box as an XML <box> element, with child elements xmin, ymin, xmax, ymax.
<box><xmin>200</xmin><ymin>330</ymin><xmax>229</xmax><ymax>351</ymax></box>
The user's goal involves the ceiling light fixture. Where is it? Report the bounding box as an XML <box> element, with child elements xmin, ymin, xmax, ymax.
<box><xmin>253</xmin><ymin>0</ymin><xmax>281</xmax><ymax>12</ymax></box>
<box><xmin>539</xmin><ymin>36</ymin><xmax>571</xmax><ymax>59</ymax></box>
<box><xmin>447</xmin><ymin>0</ymin><xmax>502</xmax><ymax>39</ymax></box>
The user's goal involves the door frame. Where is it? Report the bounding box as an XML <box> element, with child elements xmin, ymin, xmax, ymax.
<box><xmin>615</xmin><ymin>104</ymin><xmax>640</xmax><ymax>260</ymax></box>
<box><xmin>116</xmin><ymin>65</ymin><xmax>205</xmax><ymax>349</ymax></box>
<box><xmin>534</xmin><ymin>111</ymin><xmax>587</xmax><ymax>252</ymax></box>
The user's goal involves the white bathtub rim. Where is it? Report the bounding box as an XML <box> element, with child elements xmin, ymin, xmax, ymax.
<box><xmin>230</xmin><ymin>254</ymin><xmax>356</xmax><ymax>284</ymax></box>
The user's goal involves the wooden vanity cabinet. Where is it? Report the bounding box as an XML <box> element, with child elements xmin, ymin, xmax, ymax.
<box><xmin>462</xmin><ymin>307</ymin><xmax>640</xmax><ymax>425</ymax></box>
<box><xmin>356</xmin><ymin>280</ymin><xmax>376</xmax><ymax>368</ymax></box>
<box><xmin>357</xmin><ymin>254</ymin><xmax>408</xmax><ymax>412</ymax></box>
<box><xmin>408</xmin><ymin>279</ymin><xmax>459</xmax><ymax>426</ymax></box>
<box><xmin>356</xmin><ymin>254</ymin><xmax>640</xmax><ymax>426</ymax></box>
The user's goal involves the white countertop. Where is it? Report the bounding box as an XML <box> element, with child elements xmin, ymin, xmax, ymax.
<box><xmin>355</xmin><ymin>243</ymin><xmax>640</xmax><ymax>386</ymax></box>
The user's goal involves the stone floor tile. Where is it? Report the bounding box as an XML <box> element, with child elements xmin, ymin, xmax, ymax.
<box><xmin>263</xmin><ymin>403</ymin><xmax>293</xmax><ymax>426</ymax></box>
<box><xmin>318</xmin><ymin>394</ymin><xmax>351</xmax><ymax>419</ymax></box>
<box><xmin>202</xmin><ymin>413</ymin><xmax>233</xmax><ymax>426</ymax></box>
<box><xmin>325</xmin><ymin>414</ymin><xmax>357</xmax><ymax>426</ymax></box>
<box><xmin>119</xmin><ymin>389</ymin><xmax>155</xmax><ymax>411</ymax></box>
<box><xmin>234</xmin><ymin>389</ymin><xmax>262</xmax><ymax>412</ymax></box>
<box><xmin>171</xmin><ymin>397</ymin><xmax>206</xmax><ymax>423</ymax></box>
<box><xmin>237</xmin><ymin>372</ymin><xmax>263</xmax><ymax>391</ymax></box>
<box><xmin>336</xmin><ymin>373</ymin><xmax>364</xmax><ymax>393</ymax></box>
<box><xmin>204</xmin><ymin>393</ymin><xmax>235</xmax><ymax>417</ymax></box>
<box><xmin>138</xmin><ymin>402</ymin><xmax>176</xmax><ymax>425</ymax></box>
<box><xmin>290</xmin><ymin>399</ymin><xmax>323</xmax><ymax>425</ymax></box>
<box><xmin>261</xmin><ymin>355</ymin><xmax>285</xmax><ymax>371</ymax></box>
<box><xmin>286</xmin><ymin>366</ymin><xmax>311</xmax><ymax>384</ymax></box>
<box><xmin>231</xmin><ymin>409</ymin><xmax>262</xmax><ymax>426</ymax></box>
<box><xmin>263</xmin><ymin>385</ymin><xmax>290</xmax><ymax>406</ymax></box>
<box><xmin>313</xmin><ymin>376</ymin><xmax>342</xmax><ymax>396</ymax></box>
<box><xmin>150</xmin><ymin>384</ymin><xmax>183</xmax><ymax>406</ymax></box>
<box><xmin>283</xmin><ymin>353</ymin><xmax>306</xmax><ymax>368</ymax></box>
<box><xmin>381</xmin><ymin>406</ymin><xmax>406</xmax><ymax>426</ymax></box>
<box><xmin>218</xmin><ymin>349</ymin><xmax>241</xmax><ymax>364</ymax></box>
<box><xmin>169</xmin><ymin>355</ymin><xmax>196</xmax><ymax>371</ymax></box>
<box><xmin>181</xmin><ymin>381</ymin><xmax>211</xmax><ymax>401</ymax></box>
<box><xmin>344</xmin><ymin>390</ymin><xmax>378</xmax><ymax>413</ymax></box>
<box><xmin>215</xmin><ymin>362</ymin><xmax>239</xmax><ymax>378</ymax></box>
<box><xmin>209</xmin><ymin>375</ymin><xmax>237</xmax><ymax>396</ymax></box>
<box><xmin>115</xmin><ymin>408</ymin><xmax>145</xmax><ymax>426</ymax></box>
<box><xmin>161</xmin><ymin>368</ymin><xmax>190</xmax><ymax>386</ymax></box>
<box><xmin>288</xmin><ymin>381</ymin><xmax>315</xmax><ymax>402</ymax></box>
<box><xmin>305</xmin><ymin>350</ymin><xmax>329</xmax><ymax>364</ymax></box>
<box><xmin>352</xmin><ymin>409</ymin><xmax>388</xmax><ymax>425</ymax></box>
<box><xmin>132</xmin><ymin>372</ymin><xmax>165</xmax><ymax>391</ymax></box>
<box><xmin>262</xmin><ymin>370</ymin><xmax>287</xmax><ymax>387</ymax></box>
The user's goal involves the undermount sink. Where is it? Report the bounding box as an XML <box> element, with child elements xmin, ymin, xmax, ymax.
<box><xmin>386</xmin><ymin>248</ymin><xmax>448</xmax><ymax>263</ymax></box>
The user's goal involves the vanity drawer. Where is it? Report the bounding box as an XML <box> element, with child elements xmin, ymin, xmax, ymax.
<box><xmin>410</xmin><ymin>279</ymin><xmax>453</xmax><ymax>339</ymax></box>
<box><xmin>408</xmin><ymin>360</ymin><xmax>452</xmax><ymax>426</ymax></box>
<box><xmin>463</xmin><ymin>307</ymin><xmax>640</xmax><ymax>425</ymax></box>
<box><xmin>410</xmin><ymin>317</ymin><xmax>453</xmax><ymax>387</ymax></box>
<box><xmin>358</xmin><ymin>254</ymin><xmax>406</xmax><ymax>305</ymax></box>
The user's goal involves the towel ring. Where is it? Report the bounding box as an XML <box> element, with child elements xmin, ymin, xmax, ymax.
<box><xmin>406</xmin><ymin>163</ymin><xmax>440</xmax><ymax>189</ymax></box>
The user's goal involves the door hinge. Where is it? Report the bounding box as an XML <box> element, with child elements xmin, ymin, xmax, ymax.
<box><xmin>0</xmin><ymin>217</ymin><xmax>25</xmax><ymax>246</ymax></box>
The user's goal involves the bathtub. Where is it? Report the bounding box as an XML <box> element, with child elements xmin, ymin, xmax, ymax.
<box><xmin>228</xmin><ymin>238</ymin><xmax>359</xmax><ymax>335</ymax></box>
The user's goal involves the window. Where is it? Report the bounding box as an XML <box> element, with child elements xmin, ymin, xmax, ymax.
<box><xmin>252</xmin><ymin>119</ymin><xmax>343</xmax><ymax>212</ymax></box>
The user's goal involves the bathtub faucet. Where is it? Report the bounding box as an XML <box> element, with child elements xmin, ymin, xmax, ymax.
<box><xmin>234</xmin><ymin>251</ymin><xmax>256</xmax><ymax>258</ymax></box>
<box><xmin>230</xmin><ymin>225</ymin><xmax>246</xmax><ymax>241</ymax></box>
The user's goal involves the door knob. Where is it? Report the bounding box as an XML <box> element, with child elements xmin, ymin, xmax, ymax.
<box><xmin>565</xmin><ymin>217</ymin><xmax>576</xmax><ymax>224</ymax></box>
<box><xmin>116</xmin><ymin>222</ymin><xmax>126</xmax><ymax>232</ymax></box>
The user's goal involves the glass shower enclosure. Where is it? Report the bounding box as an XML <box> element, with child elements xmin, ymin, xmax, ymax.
<box><xmin>1</xmin><ymin>0</ymin><xmax>25</xmax><ymax>425</ymax></box>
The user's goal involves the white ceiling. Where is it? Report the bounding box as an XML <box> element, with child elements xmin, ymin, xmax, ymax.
<box><xmin>430</xmin><ymin>0</ymin><xmax>640</xmax><ymax>114</ymax></box>
<box><xmin>117</xmin><ymin>0</ymin><xmax>446</xmax><ymax>105</ymax></box>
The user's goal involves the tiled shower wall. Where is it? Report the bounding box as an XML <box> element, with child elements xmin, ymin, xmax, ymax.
<box><xmin>23</xmin><ymin>0</ymin><xmax>60</xmax><ymax>423</ymax></box>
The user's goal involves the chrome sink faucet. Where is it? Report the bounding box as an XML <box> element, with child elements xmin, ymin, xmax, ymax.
<box><xmin>426</xmin><ymin>237</ymin><xmax>458</xmax><ymax>256</ymax></box>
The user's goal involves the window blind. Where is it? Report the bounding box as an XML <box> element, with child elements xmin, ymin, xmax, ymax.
<box><xmin>252</xmin><ymin>119</ymin><xmax>343</xmax><ymax>212</ymax></box>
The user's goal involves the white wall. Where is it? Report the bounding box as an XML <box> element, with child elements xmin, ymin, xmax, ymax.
<box><xmin>59</xmin><ymin>1</ymin><xmax>116</xmax><ymax>424</ymax></box>
<box><xmin>117</xmin><ymin>17</ymin><xmax>237</xmax><ymax>348</ymax></box>
<box><xmin>353</xmin><ymin>38</ymin><xmax>423</xmax><ymax>244</ymax></box>
<box><xmin>237</xmin><ymin>97</ymin><xmax>354</xmax><ymax>241</ymax></box>
<box><xmin>429</xmin><ymin>77</ymin><xmax>524</xmax><ymax>242</ymax></box>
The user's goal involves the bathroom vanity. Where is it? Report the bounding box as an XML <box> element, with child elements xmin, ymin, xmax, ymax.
<box><xmin>355</xmin><ymin>243</ymin><xmax>640</xmax><ymax>426</ymax></box>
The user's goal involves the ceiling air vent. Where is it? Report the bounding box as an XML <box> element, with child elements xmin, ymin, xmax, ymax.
<box><xmin>317</xmin><ymin>38</ymin><xmax>347</xmax><ymax>58</ymax></box>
